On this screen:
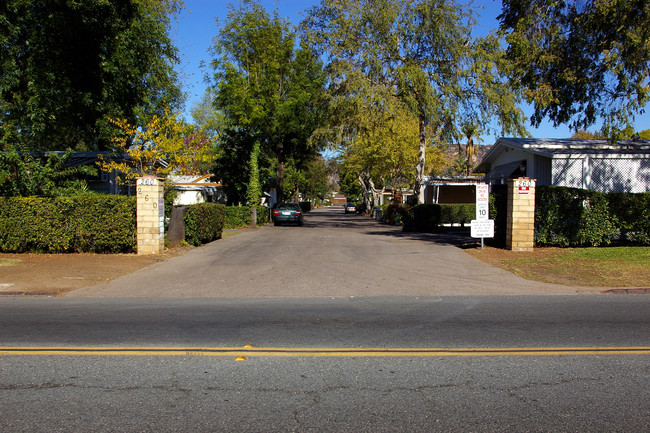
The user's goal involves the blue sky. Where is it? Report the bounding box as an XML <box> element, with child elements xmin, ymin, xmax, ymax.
<box><xmin>171</xmin><ymin>0</ymin><xmax>648</xmax><ymax>142</ymax></box>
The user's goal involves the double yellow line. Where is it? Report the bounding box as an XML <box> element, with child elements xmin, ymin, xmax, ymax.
<box><xmin>2</xmin><ymin>346</ymin><xmax>650</xmax><ymax>357</ymax></box>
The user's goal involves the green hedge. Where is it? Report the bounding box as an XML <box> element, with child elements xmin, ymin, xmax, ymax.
<box><xmin>488</xmin><ymin>186</ymin><xmax>508</xmax><ymax>247</ymax></box>
<box><xmin>440</xmin><ymin>203</ymin><xmax>474</xmax><ymax>226</ymax></box>
<box><xmin>0</xmin><ymin>195</ymin><xmax>136</xmax><ymax>253</ymax></box>
<box><xmin>403</xmin><ymin>186</ymin><xmax>649</xmax><ymax>247</ymax></box>
<box><xmin>184</xmin><ymin>203</ymin><xmax>225</xmax><ymax>246</ymax></box>
<box><xmin>607</xmin><ymin>192</ymin><xmax>650</xmax><ymax>245</ymax></box>
<box><xmin>535</xmin><ymin>187</ymin><xmax>650</xmax><ymax>247</ymax></box>
<box><xmin>223</xmin><ymin>205</ymin><xmax>270</xmax><ymax>229</ymax></box>
<box><xmin>404</xmin><ymin>203</ymin><xmax>476</xmax><ymax>231</ymax></box>
<box><xmin>535</xmin><ymin>186</ymin><xmax>618</xmax><ymax>247</ymax></box>
<box><xmin>383</xmin><ymin>203</ymin><xmax>410</xmax><ymax>224</ymax></box>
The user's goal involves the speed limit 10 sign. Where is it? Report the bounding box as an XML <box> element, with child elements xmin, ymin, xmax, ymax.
<box><xmin>476</xmin><ymin>184</ymin><xmax>489</xmax><ymax>220</ymax></box>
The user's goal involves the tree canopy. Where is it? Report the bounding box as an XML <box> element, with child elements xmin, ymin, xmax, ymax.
<box><xmin>499</xmin><ymin>0</ymin><xmax>650</xmax><ymax>137</ymax></box>
<box><xmin>0</xmin><ymin>0</ymin><xmax>183</xmax><ymax>152</ymax></box>
<box><xmin>303</xmin><ymin>0</ymin><xmax>527</xmax><ymax>203</ymax></box>
<box><xmin>210</xmin><ymin>0</ymin><xmax>326</xmax><ymax>203</ymax></box>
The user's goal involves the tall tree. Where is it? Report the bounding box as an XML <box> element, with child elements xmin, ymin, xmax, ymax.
<box><xmin>0</xmin><ymin>0</ymin><xmax>183</xmax><ymax>151</ymax></box>
<box><xmin>332</xmin><ymin>82</ymin><xmax>420</xmax><ymax>209</ymax></box>
<box><xmin>499</xmin><ymin>0</ymin><xmax>650</xmax><ymax>137</ymax></box>
<box><xmin>210</xmin><ymin>0</ymin><xmax>326</xmax><ymax>203</ymax></box>
<box><xmin>303</xmin><ymin>0</ymin><xmax>527</xmax><ymax>203</ymax></box>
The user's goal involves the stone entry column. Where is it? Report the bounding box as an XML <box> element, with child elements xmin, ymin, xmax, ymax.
<box><xmin>136</xmin><ymin>176</ymin><xmax>164</xmax><ymax>255</ymax></box>
<box><xmin>506</xmin><ymin>178</ymin><xmax>535</xmax><ymax>252</ymax></box>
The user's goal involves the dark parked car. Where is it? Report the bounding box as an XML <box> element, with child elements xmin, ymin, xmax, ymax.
<box><xmin>344</xmin><ymin>203</ymin><xmax>356</xmax><ymax>214</ymax></box>
<box><xmin>272</xmin><ymin>203</ymin><xmax>304</xmax><ymax>226</ymax></box>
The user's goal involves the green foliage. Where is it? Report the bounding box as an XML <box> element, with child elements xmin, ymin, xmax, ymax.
<box><xmin>183</xmin><ymin>203</ymin><xmax>225</xmax><ymax>246</ymax></box>
<box><xmin>0</xmin><ymin>0</ymin><xmax>183</xmax><ymax>151</ymax></box>
<box><xmin>607</xmin><ymin>193</ymin><xmax>650</xmax><ymax>245</ymax></box>
<box><xmin>499</xmin><ymin>0</ymin><xmax>650</xmax><ymax>136</ymax></box>
<box><xmin>0</xmin><ymin>195</ymin><xmax>136</xmax><ymax>253</ymax></box>
<box><xmin>407</xmin><ymin>204</ymin><xmax>441</xmax><ymax>232</ymax></box>
<box><xmin>535</xmin><ymin>187</ymin><xmax>618</xmax><ymax>247</ymax></box>
<box><xmin>489</xmin><ymin>186</ymin><xmax>508</xmax><ymax>247</ymax></box>
<box><xmin>383</xmin><ymin>203</ymin><xmax>411</xmax><ymax>225</ymax></box>
<box><xmin>405</xmin><ymin>203</ymin><xmax>475</xmax><ymax>232</ymax></box>
<box><xmin>246</xmin><ymin>140</ymin><xmax>262</xmax><ymax>206</ymax></box>
<box><xmin>439</xmin><ymin>204</ymin><xmax>475</xmax><ymax>227</ymax></box>
<box><xmin>0</xmin><ymin>149</ymin><xmax>97</xmax><ymax>197</ymax></box>
<box><xmin>223</xmin><ymin>205</ymin><xmax>270</xmax><ymax>229</ymax></box>
<box><xmin>211</xmin><ymin>0</ymin><xmax>326</xmax><ymax>202</ymax></box>
<box><xmin>303</xmin><ymin>0</ymin><xmax>528</xmax><ymax>203</ymax></box>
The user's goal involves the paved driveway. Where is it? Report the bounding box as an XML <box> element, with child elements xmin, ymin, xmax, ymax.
<box><xmin>68</xmin><ymin>207</ymin><xmax>599</xmax><ymax>298</ymax></box>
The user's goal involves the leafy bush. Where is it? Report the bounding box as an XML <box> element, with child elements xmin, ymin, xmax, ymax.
<box><xmin>439</xmin><ymin>204</ymin><xmax>475</xmax><ymax>227</ymax></box>
<box><xmin>489</xmin><ymin>186</ymin><xmax>508</xmax><ymax>247</ymax></box>
<box><xmin>0</xmin><ymin>195</ymin><xmax>136</xmax><ymax>253</ymax></box>
<box><xmin>535</xmin><ymin>186</ymin><xmax>618</xmax><ymax>247</ymax></box>
<box><xmin>383</xmin><ymin>203</ymin><xmax>410</xmax><ymax>224</ymax></box>
<box><xmin>405</xmin><ymin>203</ymin><xmax>475</xmax><ymax>232</ymax></box>
<box><xmin>408</xmin><ymin>204</ymin><xmax>441</xmax><ymax>232</ymax></box>
<box><xmin>607</xmin><ymin>192</ymin><xmax>650</xmax><ymax>245</ymax></box>
<box><xmin>223</xmin><ymin>205</ymin><xmax>269</xmax><ymax>229</ymax></box>
<box><xmin>183</xmin><ymin>203</ymin><xmax>225</xmax><ymax>246</ymax></box>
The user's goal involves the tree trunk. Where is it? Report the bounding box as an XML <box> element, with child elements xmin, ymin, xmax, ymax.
<box><xmin>466</xmin><ymin>135</ymin><xmax>474</xmax><ymax>176</ymax></box>
<box><xmin>366</xmin><ymin>175</ymin><xmax>376</xmax><ymax>212</ymax></box>
<box><xmin>414</xmin><ymin>113</ymin><xmax>426</xmax><ymax>204</ymax></box>
<box><xmin>357</xmin><ymin>172</ymin><xmax>371</xmax><ymax>209</ymax></box>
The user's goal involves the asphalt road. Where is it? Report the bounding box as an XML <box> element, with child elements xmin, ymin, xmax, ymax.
<box><xmin>1</xmin><ymin>296</ymin><xmax>650</xmax><ymax>432</ymax></box>
<box><xmin>2</xmin><ymin>207</ymin><xmax>649</xmax><ymax>431</ymax></box>
<box><xmin>68</xmin><ymin>207</ymin><xmax>600</xmax><ymax>297</ymax></box>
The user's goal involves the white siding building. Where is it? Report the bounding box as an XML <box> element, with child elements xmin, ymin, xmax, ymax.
<box><xmin>475</xmin><ymin>138</ymin><xmax>650</xmax><ymax>193</ymax></box>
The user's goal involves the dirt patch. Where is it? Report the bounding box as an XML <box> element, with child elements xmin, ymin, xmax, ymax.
<box><xmin>0</xmin><ymin>246</ymin><xmax>193</xmax><ymax>296</ymax></box>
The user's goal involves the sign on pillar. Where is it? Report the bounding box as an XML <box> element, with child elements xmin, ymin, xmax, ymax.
<box><xmin>506</xmin><ymin>178</ymin><xmax>536</xmax><ymax>252</ymax></box>
<box><xmin>136</xmin><ymin>176</ymin><xmax>165</xmax><ymax>255</ymax></box>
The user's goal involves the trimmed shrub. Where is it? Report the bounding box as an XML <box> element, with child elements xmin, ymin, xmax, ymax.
<box><xmin>224</xmin><ymin>206</ymin><xmax>250</xmax><ymax>229</ymax></box>
<box><xmin>408</xmin><ymin>204</ymin><xmax>441</xmax><ymax>232</ymax></box>
<box><xmin>223</xmin><ymin>205</ymin><xmax>269</xmax><ymax>229</ymax></box>
<box><xmin>488</xmin><ymin>186</ymin><xmax>508</xmax><ymax>247</ymax></box>
<box><xmin>184</xmin><ymin>203</ymin><xmax>225</xmax><ymax>246</ymax></box>
<box><xmin>535</xmin><ymin>186</ymin><xmax>617</xmax><ymax>247</ymax></box>
<box><xmin>404</xmin><ymin>203</ymin><xmax>476</xmax><ymax>232</ymax></box>
<box><xmin>383</xmin><ymin>203</ymin><xmax>410</xmax><ymax>225</ymax></box>
<box><xmin>0</xmin><ymin>195</ymin><xmax>136</xmax><ymax>253</ymax></box>
<box><xmin>607</xmin><ymin>192</ymin><xmax>650</xmax><ymax>245</ymax></box>
<box><xmin>439</xmin><ymin>203</ymin><xmax>475</xmax><ymax>227</ymax></box>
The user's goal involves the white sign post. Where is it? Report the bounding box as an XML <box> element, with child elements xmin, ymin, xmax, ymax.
<box><xmin>471</xmin><ymin>183</ymin><xmax>493</xmax><ymax>249</ymax></box>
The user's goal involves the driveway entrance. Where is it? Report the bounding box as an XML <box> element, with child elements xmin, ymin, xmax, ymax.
<box><xmin>69</xmin><ymin>207</ymin><xmax>596</xmax><ymax>297</ymax></box>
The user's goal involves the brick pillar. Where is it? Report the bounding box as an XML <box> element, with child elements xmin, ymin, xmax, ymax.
<box><xmin>136</xmin><ymin>176</ymin><xmax>164</xmax><ymax>255</ymax></box>
<box><xmin>506</xmin><ymin>178</ymin><xmax>535</xmax><ymax>252</ymax></box>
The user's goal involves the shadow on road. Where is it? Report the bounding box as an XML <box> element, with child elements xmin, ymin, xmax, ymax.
<box><xmin>297</xmin><ymin>207</ymin><xmax>477</xmax><ymax>247</ymax></box>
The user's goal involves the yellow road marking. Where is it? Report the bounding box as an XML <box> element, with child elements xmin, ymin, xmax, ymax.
<box><xmin>1</xmin><ymin>346</ymin><xmax>649</xmax><ymax>357</ymax></box>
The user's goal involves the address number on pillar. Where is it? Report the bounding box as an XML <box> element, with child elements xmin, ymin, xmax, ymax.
<box><xmin>137</xmin><ymin>178</ymin><xmax>159</xmax><ymax>186</ymax></box>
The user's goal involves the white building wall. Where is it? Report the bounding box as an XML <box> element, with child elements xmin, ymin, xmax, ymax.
<box><xmin>552</xmin><ymin>156</ymin><xmax>650</xmax><ymax>193</ymax></box>
<box><xmin>552</xmin><ymin>158</ymin><xmax>585</xmax><ymax>189</ymax></box>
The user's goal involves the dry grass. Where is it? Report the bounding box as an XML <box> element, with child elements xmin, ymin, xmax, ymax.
<box><xmin>466</xmin><ymin>246</ymin><xmax>650</xmax><ymax>288</ymax></box>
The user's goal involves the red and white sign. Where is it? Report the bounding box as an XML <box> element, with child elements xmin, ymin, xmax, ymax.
<box><xmin>515</xmin><ymin>179</ymin><xmax>533</xmax><ymax>195</ymax></box>
<box><xmin>475</xmin><ymin>184</ymin><xmax>489</xmax><ymax>220</ymax></box>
